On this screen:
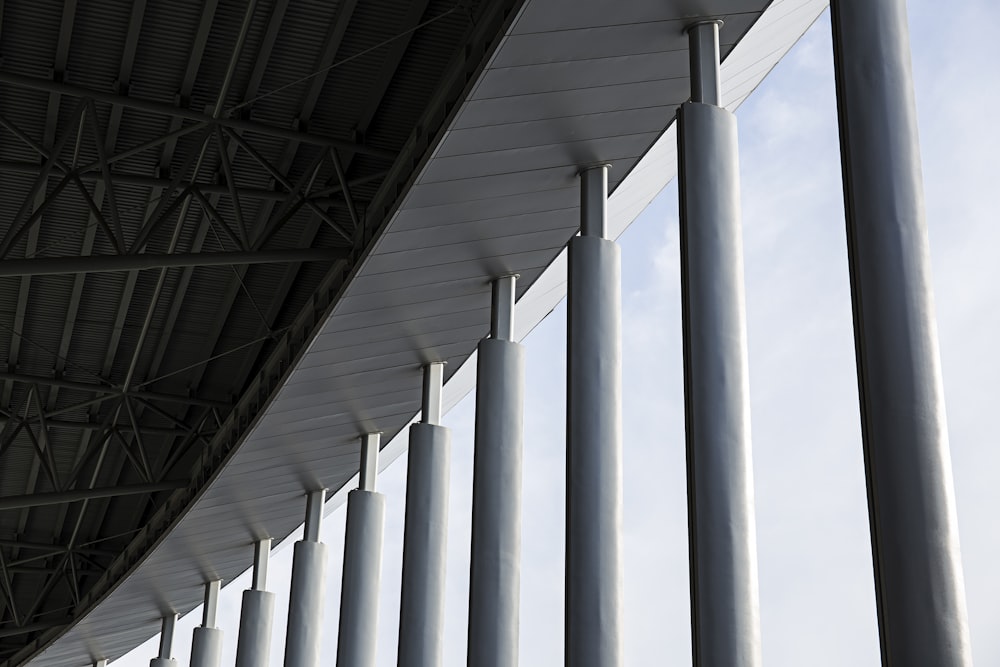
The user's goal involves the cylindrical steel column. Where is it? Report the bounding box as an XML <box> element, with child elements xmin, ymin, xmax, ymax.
<box><xmin>830</xmin><ymin>1</ymin><xmax>972</xmax><ymax>664</ymax></box>
<box><xmin>467</xmin><ymin>276</ymin><xmax>524</xmax><ymax>667</ymax></box>
<box><xmin>678</xmin><ymin>21</ymin><xmax>762</xmax><ymax>667</ymax></box>
<box><xmin>336</xmin><ymin>433</ymin><xmax>387</xmax><ymax>667</ymax></box>
<box><xmin>150</xmin><ymin>614</ymin><xmax>179</xmax><ymax>667</ymax></box>
<box><xmin>398</xmin><ymin>363</ymin><xmax>451</xmax><ymax>667</ymax></box>
<box><xmin>236</xmin><ymin>540</ymin><xmax>275</xmax><ymax>667</ymax></box>
<box><xmin>284</xmin><ymin>491</ymin><xmax>329</xmax><ymax>667</ymax></box>
<box><xmin>190</xmin><ymin>580</ymin><xmax>223</xmax><ymax>667</ymax></box>
<box><xmin>566</xmin><ymin>165</ymin><xmax>624</xmax><ymax>667</ymax></box>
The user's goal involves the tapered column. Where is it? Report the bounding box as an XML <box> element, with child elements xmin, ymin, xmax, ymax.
<box><xmin>566</xmin><ymin>165</ymin><xmax>624</xmax><ymax>667</ymax></box>
<box><xmin>236</xmin><ymin>540</ymin><xmax>275</xmax><ymax>667</ymax></box>
<box><xmin>678</xmin><ymin>20</ymin><xmax>762</xmax><ymax>667</ymax></box>
<box><xmin>336</xmin><ymin>433</ymin><xmax>387</xmax><ymax>667</ymax></box>
<box><xmin>830</xmin><ymin>1</ymin><xmax>972</xmax><ymax>664</ymax></box>
<box><xmin>149</xmin><ymin>614</ymin><xmax>178</xmax><ymax>667</ymax></box>
<box><xmin>467</xmin><ymin>275</ymin><xmax>524</xmax><ymax>667</ymax></box>
<box><xmin>190</xmin><ymin>580</ymin><xmax>223</xmax><ymax>667</ymax></box>
<box><xmin>284</xmin><ymin>490</ymin><xmax>329</xmax><ymax>667</ymax></box>
<box><xmin>398</xmin><ymin>363</ymin><xmax>451</xmax><ymax>667</ymax></box>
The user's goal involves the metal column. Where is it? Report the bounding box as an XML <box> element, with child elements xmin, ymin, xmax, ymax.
<box><xmin>190</xmin><ymin>580</ymin><xmax>223</xmax><ymax>667</ymax></box>
<box><xmin>678</xmin><ymin>21</ymin><xmax>762</xmax><ymax>667</ymax></box>
<box><xmin>336</xmin><ymin>433</ymin><xmax>387</xmax><ymax>667</ymax></box>
<box><xmin>149</xmin><ymin>614</ymin><xmax>178</xmax><ymax>667</ymax></box>
<box><xmin>398</xmin><ymin>363</ymin><xmax>451</xmax><ymax>667</ymax></box>
<box><xmin>284</xmin><ymin>490</ymin><xmax>329</xmax><ymax>667</ymax></box>
<box><xmin>830</xmin><ymin>1</ymin><xmax>972</xmax><ymax>664</ymax></box>
<box><xmin>566</xmin><ymin>165</ymin><xmax>624</xmax><ymax>667</ymax></box>
<box><xmin>236</xmin><ymin>540</ymin><xmax>275</xmax><ymax>667</ymax></box>
<box><xmin>467</xmin><ymin>275</ymin><xmax>524</xmax><ymax>667</ymax></box>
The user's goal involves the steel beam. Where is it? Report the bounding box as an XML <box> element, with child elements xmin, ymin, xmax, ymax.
<box><xmin>0</xmin><ymin>247</ymin><xmax>344</xmax><ymax>277</ymax></box>
<box><xmin>398</xmin><ymin>363</ymin><xmax>450</xmax><ymax>667</ymax></box>
<box><xmin>0</xmin><ymin>157</ymin><xmax>382</xmax><ymax>203</ymax></box>
<box><xmin>337</xmin><ymin>433</ymin><xmax>386</xmax><ymax>667</ymax></box>
<box><xmin>0</xmin><ymin>482</ymin><xmax>184</xmax><ymax>511</ymax></box>
<box><xmin>0</xmin><ymin>371</ymin><xmax>228</xmax><ymax>409</ymax></box>
<box><xmin>678</xmin><ymin>21</ymin><xmax>762</xmax><ymax>667</ymax></box>
<box><xmin>566</xmin><ymin>164</ymin><xmax>624</xmax><ymax>667</ymax></box>
<box><xmin>830</xmin><ymin>0</ymin><xmax>972</xmax><ymax>664</ymax></box>
<box><xmin>0</xmin><ymin>70</ymin><xmax>394</xmax><ymax>158</ymax></box>
<box><xmin>467</xmin><ymin>276</ymin><xmax>524</xmax><ymax>667</ymax></box>
<box><xmin>0</xmin><ymin>622</ymin><xmax>60</xmax><ymax>639</ymax></box>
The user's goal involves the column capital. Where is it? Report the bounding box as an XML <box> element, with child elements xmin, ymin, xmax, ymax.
<box><xmin>359</xmin><ymin>432</ymin><xmax>381</xmax><ymax>492</ymax></box>
<box><xmin>686</xmin><ymin>20</ymin><xmax>722</xmax><ymax>106</ymax></box>
<box><xmin>490</xmin><ymin>275</ymin><xmax>518</xmax><ymax>341</ymax></box>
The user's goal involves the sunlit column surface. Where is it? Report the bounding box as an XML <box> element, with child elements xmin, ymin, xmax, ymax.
<box><xmin>398</xmin><ymin>363</ymin><xmax>451</xmax><ymax>667</ymax></box>
<box><xmin>149</xmin><ymin>614</ymin><xmax>178</xmax><ymax>667</ymax></box>
<box><xmin>565</xmin><ymin>164</ymin><xmax>624</xmax><ymax>667</ymax></box>
<box><xmin>336</xmin><ymin>433</ymin><xmax>386</xmax><ymax>667</ymax></box>
<box><xmin>189</xmin><ymin>580</ymin><xmax>223</xmax><ymax>667</ymax></box>
<box><xmin>678</xmin><ymin>19</ymin><xmax>762</xmax><ymax>667</ymax></box>
<box><xmin>235</xmin><ymin>540</ymin><xmax>275</xmax><ymax>667</ymax></box>
<box><xmin>284</xmin><ymin>490</ymin><xmax>328</xmax><ymax>667</ymax></box>
<box><xmin>830</xmin><ymin>0</ymin><xmax>973</xmax><ymax>664</ymax></box>
<box><xmin>467</xmin><ymin>275</ymin><xmax>524</xmax><ymax>667</ymax></box>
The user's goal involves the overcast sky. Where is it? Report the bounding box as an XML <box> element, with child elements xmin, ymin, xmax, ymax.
<box><xmin>116</xmin><ymin>2</ymin><xmax>1000</xmax><ymax>665</ymax></box>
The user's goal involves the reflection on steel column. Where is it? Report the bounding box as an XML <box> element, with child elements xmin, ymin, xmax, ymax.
<box><xmin>678</xmin><ymin>21</ymin><xmax>762</xmax><ymax>667</ymax></box>
<box><xmin>236</xmin><ymin>540</ymin><xmax>275</xmax><ymax>667</ymax></box>
<box><xmin>468</xmin><ymin>275</ymin><xmax>524</xmax><ymax>667</ymax></box>
<box><xmin>149</xmin><ymin>614</ymin><xmax>179</xmax><ymax>667</ymax></box>
<box><xmin>337</xmin><ymin>433</ymin><xmax>387</xmax><ymax>667</ymax></box>
<box><xmin>830</xmin><ymin>1</ymin><xmax>973</xmax><ymax>664</ymax></box>
<box><xmin>190</xmin><ymin>580</ymin><xmax>223</xmax><ymax>667</ymax></box>
<box><xmin>398</xmin><ymin>363</ymin><xmax>451</xmax><ymax>667</ymax></box>
<box><xmin>284</xmin><ymin>490</ymin><xmax>329</xmax><ymax>667</ymax></box>
<box><xmin>566</xmin><ymin>165</ymin><xmax>624</xmax><ymax>667</ymax></box>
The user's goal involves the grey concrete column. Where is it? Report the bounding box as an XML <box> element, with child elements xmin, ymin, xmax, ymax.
<box><xmin>467</xmin><ymin>275</ymin><xmax>524</xmax><ymax>667</ymax></box>
<box><xmin>284</xmin><ymin>490</ymin><xmax>329</xmax><ymax>667</ymax></box>
<box><xmin>678</xmin><ymin>20</ymin><xmax>762</xmax><ymax>667</ymax></box>
<box><xmin>236</xmin><ymin>540</ymin><xmax>275</xmax><ymax>667</ymax></box>
<box><xmin>566</xmin><ymin>165</ymin><xmax>624</xmax><ymax>667</ymax></box>
<box><xmin>830</xmin><ymin>1</ymin><xmax>972</xmax><ymax>664</ymax></box>
<box><xmin>337</xmin><ymin>433</ymin><xmax>387</xmax><ymax>667</ymax></box>
<box><xmin>398</xmin><ymin>363</ymin><xmax>451</xmax><ymax>667</ymax></box>
<box><xmin>190</xmin><ymin>580</ymin><xmax>223</xmax><ymax>667</ymax></box>
<box><xmin>150</xmin><ymin>614</ymin><xmax>179</xmax><ymax>667</ymax></box>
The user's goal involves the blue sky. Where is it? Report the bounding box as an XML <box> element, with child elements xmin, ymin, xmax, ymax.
<box><xmin>116</xmin><ymin>2</ymin><xmax>1000</xmax><ymax>665</ymax></box>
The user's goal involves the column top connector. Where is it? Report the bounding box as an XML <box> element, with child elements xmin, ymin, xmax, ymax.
<box><xmin>576</xmin><ymin>163</ymin><xmax>612</xmax><ymax>177</ymax></box>
<box><xmin>684</xmin><ymin>18</ymin><xmax>724</xmax><ymax>34</ymax></box>
<box><xmin>487</xmin><ymin>272</ymin><xmax>520</xmax><ymax>283</ymax></box>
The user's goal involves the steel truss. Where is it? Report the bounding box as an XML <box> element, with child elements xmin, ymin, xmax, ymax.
<box><xmin>0</xmin><ymin>0</ymin><xmax>494</xmax><ymax>659</ymax></box>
